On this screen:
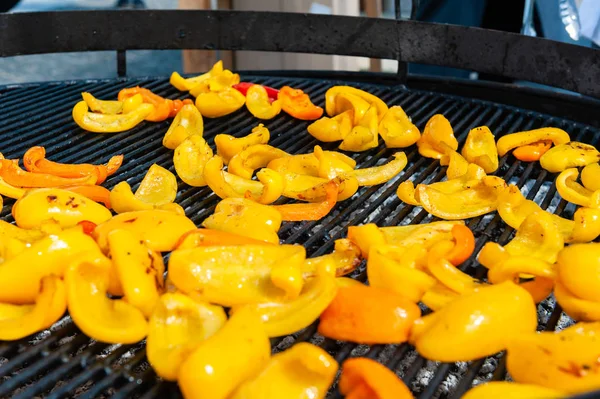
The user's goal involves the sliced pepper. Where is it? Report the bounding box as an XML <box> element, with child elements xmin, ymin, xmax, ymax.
<box><xmin>339</xmin><ymin>357</ymin><xmax>414</xmax><ymax>399</ymax></box>
<box><xmin>540</xmin><ymin>141</ymin><xmax>600</xmax><ymax>173</ymax></box>
<box><xmin>168</xmin><ymin>244</ymin><xmax>306</xmax><ymax>306</ymax></box>
<box><xmin>233</xmin><ymin>82</ymin><xmax>280</xmax><ymax>101</ymax></box>
<box><xmin>230</xmin><ymin>342</ymin><xmax>338</xmax><ymax>399</ymax></box>
<box><xmin>228</xmin><ymin>144</ymin><xmax>289</xmax><ymax>180</ymax></box>
<box><xmin>13</xmin><ymin>188</ymin><xmax>112</xmax><ymax>229</ymax></box>
<box><xmin>0</xmin><ymin>159</ymin><xmax>97</xmax><ymax>187</ymax></box>
<box><xmin>135</xmin><ymin>163</ymin><xmax>178</xmax><ymax>206</ymax></box>
<box><xmin>378</xmin><ymin>105</ymin><xmax>421</xmax><ymax>148</ymax></box>
<box><xmin>0</xmin><ymin>176</ymin><xmax>26</xmax><ymax>199</ymax></box>
<box><xmin>173</xmin><ymin>135</ymin><xmax>213</xmax><ymax>187</ymax></box>
<box><xmin>339</xmin><ymin>106</ymin><xmax>379</xmax><ymax>152</ymax></box>
<box><xmin>513</xmin><ymin>140</ymin><xmax>552</xmax><ymax>162</ymax></box>
<box><xmin>178</xmin><ymin>308</ymin><xmax>271</xmax><ymax>399</ymax></box>
<box><xmin>65</xmin><ymin>251</ymin><xmax>148</xmax><ymax>344</ymax></box>
<box><xmin>307</xmin><ymin>110</ymin><xmax>353</xmax><ymax>142</ymax></box>
<box><xmin>396</xmin><ymin>180</ymin><xmax>420</xmax><ymax>205</ymax></box>
<box><xmin>462</xmin><ymin>382</ymin><xmax>565</xmax><ymax>399</ymax></box>
<box><xmin>496</xmin><ymin>127</ymin><xmax>570</xmax><ymax>157</ymax></box>
<box><xmin>163</xmin><ymin>103</ymin><xmax>204</xmax><ymax>150</ymax></box>
<box><xmin>318</xmin><ymin>284</ymin><xmax>421</xmax><ymax>344</ymax></box>
<box><xmin>81</xmin><ymin>92</ymin><xmax>123</xmax><ymax>114</ymax></box>
<box><xmin>282</xmin><ymin>172</ymin><xmax>358</xmax><ymax>202</ymax></box>
<box><xmin>314</xmin><ymin>145</ymin><xmax>355</xmax><ymax>180</ymax></box>
<box><xmin>581</xmin><ymin>162</ymin><xmax>600</xmax><ymax>191</ymax></box>
<box><xmin>117</xmin><ymin>86</ymin><xmax>175</xmax><ymax>122</ymax></box>
<box><xmin>348</xmin><ymin>152</ymin><xmax>407</xmax><ymax>186</ymax></box>
<box><xmin>556</xmin><ymin>168</ymin><xmax>600</xmax><ymax>208</ymax></box>
<box><xmin>272</xmin><ymin>179</ymin><xmax>338</xmax><ymax>221</ymax></box>
<box><xmin>195</xmin><ymin>87</ymin><xmax>246</xmax><ymax>118</ymax></box>
<box><xmin>72</xmin><ymin>100</ymin><xmax>154</xmax><ymax>133</ymax></box>
<box><xmin>169</xmin><ymin>98</ymin><xmax>194</xmax><ymax>118</ymax></box>
<box><xmin>461</xmin><ymin>126</ymin><xmax>499</xmax><ymax>173</ymax></box>
<box><xmin>188</xmin><ymin>70</ymin><xmax>240</xmax><ymax>95</ymax></box>
<box><xmin>215</xmin><ymin>124</ymin><xmax>270</xmax><ymax>164</ymax></box>
<box><xmin>439</xmin><ymin>150</ymin><xmax>469</xmax><ymax>179</ymax></box>
<box><xmin>302</xmin><ymin>238</ymin><xmax>362</xmax><ymax>278</ymax></box>
<box><xmin>175</xmin><ymin>228</ymin><xmax>272</xmax><ymax>249</ymax></box>
<box><xmin>409</xmin><ymin>281</ymin><xmax>537</xmax><ymax>362</ymax></box>
<box><xmin>333</xmin><ymin>92</ymin><xmax>371</xmax><ymax>124</ymax></box>
<box><xmin>420</xmin><ymin>283</ymin><xmax>460</xmax><ymax>311</ymax></box>
<box><xmin>325</xmin><ymin>86</ymin><xmax>388</xmax><ymax>121</ymax></box>
<box><xmin>170</xmin><ymin>60</ymin><xmax>224</xmax><ymax>91</ymax></box>
<box><xmin>571</xmin><ymin>207</ymin><xmax>600</xmax><ymax>243</ymax></box>
<box><xmin>122</xmin><ymin>93</ymin><xmax>144</xmax><ymax>114</ymax></box>
<box><xmin>146</xmin><ymin>292</ymin><xmax>227</xmax><ymax>381</ymax></box>
<box><xmin>245</xmin><ymin>84</ymin><xmax>282</xmax><ymax>120</ymax></box>
<box><xmin>416</xmin><ymin>114</ymin><xmax>458</xmax><ymax>159</ymax></box>
<box><xmin>268</xmin><ymin>150</ymin><xmax>356</xmax><ymax>177</ymax></box>
<box><xmin>425</xmin><ymin>240</ymin><xmax>481</xmax><ymax>295</ymax></box>
<box><xmin>278</xmin><ymin>86</ymin><xmax>323</xmax><ymax>120</ymax></box>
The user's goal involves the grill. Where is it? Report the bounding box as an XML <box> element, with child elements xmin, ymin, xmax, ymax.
<box><xmin>2</xmin><ymin>7</ymin><xmax>600</xmax><ymax>399</ymax></box>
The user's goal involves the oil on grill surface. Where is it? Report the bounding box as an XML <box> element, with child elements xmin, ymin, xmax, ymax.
<box><xmin>0</xmin><ymin>75</ymin><xmax>591</xmax><ymax>399</ymax></box>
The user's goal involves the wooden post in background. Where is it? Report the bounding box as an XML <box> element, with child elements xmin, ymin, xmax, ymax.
<box><xmin>364</xmin><ymin>0</ymin><xmax>382</xmax><ymax>72</ymax></box>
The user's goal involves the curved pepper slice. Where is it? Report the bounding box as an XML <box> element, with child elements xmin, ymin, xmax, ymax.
<box><xmin>334</xmin><ymin>92</ymin><xmax>370</xmax><ymax>124</ymax></box>
<box><xmin>571</xmin><ymin>207</ymin><xmax>600</xmax><ymax>243</ymax></box>
<box><xmin>170</xmin><ymin>99</ymin><xmax>194</xmax><ymax>118</ymax></box>
<box><xmin>72</xmin><ymin>100</ymin><xmax>154</xmax><ymax>133</ymax></box>
<box><xmin>282</xmin><ymin>173</ymin><xmax>358</xmax><ymax>202</ymax></box>
<box><xmin>147</xmin><ymin>292</ymin><xmax>227</xmax><ymax>381</ymax></box>
<box><xmin>307</xmin><ymin>110</ymin><xmax>353</xmax><ymax>142</ymax></box>
<box><xmin>496</xmin><ymin>127</ymin><xmax>570</xmax><ymax>157</ymax></box>
<box><xmin>195</xmin><ymin>86</ymin><xmax>246</xmax><ymax>118</ymax></box>
<box><xmin>168</xmin><ymin>244</ymin><xmax>306</xmax><ymax>306</ymax></box>
<box><xmin>582</xmin><ymin>162</ymin><xmax>600</xmax><ymax>191</ymax></box>
<box><xmin>462</xmin><ymin>382</ymin><xmax>565</xmax><ymax>399</ymax></box>
<box><xmin>302</xmin><ymin>238</ymin><xmax>362</xmax><ymax>278</ymax></box>
<box><xmin>396</xmin><ymin>180</ymin><xmax>420</xmax><ymax>205</ymax></box>
<box><xmin>278</xmin><ymin>86</ymin><xmax>323</xmax><ymax>120</ymax></box>
<box><xmin>202</xmin><ymin>198</ymin><xmax>281</xmax><ymax>244</ymax></box>
<box><xmin>325</xmin><ymin>86</ymin><xmax>388</xmax><ymax>121</ymax></box>
<box><xmin>378</xmin><ymin>105</ymin><xmax>420</xmax><ymax>149</ymax></box>
<box><xmin>176</xmin><ymin>228</ymin><xmax>273</xmax><ymax>249</ymax></box>
<box><xmin>13</xmin><ymin>188</ymin><xmax>112</xmax><ymax>229</ymax></box>
<box><xmin>318</xmin><ymin>284</ymin><xmax>421</xmax><ymax>344</ymax></box>
<box><xmin>555</xmin><ymin>280</ymin><xmax>600</xmax><ymax>322</ymax></box>
<box><xmin>233</xmin><ymin>82</ymin><xmax>279</xmax><ymax>100</ymax></box>
<box><xmin>339</xmin><ymin>357</ymin><xmax>414</xmax><ymax>399</ymax></box>
<box><xmin>178</xmin><ymin>308</ymin><xmax>271</xmax><ymax>399</ymax></box>
<box><xmin>61</xmin><ymin>185</ymin><xmax>111</xmax><ymax>209</ymax></box>
<box><xmin>23</xmin><ymin>146</ymin><xmax>122</xmax><ymax>184</ymax></box>
<box><xmin>65</xmin><ymin>251</ymin><xmax>148</xmax><ymax>344</ymax></box>
<box><xmin>461</xmin><ymin>126</ymin><xmax>499</xmax><ymax>173</ymax></box>
<box><xmin>173</xmin><ymin>134</ymin><xmax>213</xmax><ymax>187</ymax></box>
<box><xmin>272</xmin><ymin>179</ymin><xmax>338</xmax><ymax>221</ymax></box>
<box><xmin>504</xmin><ymin>210</ymin><xmax>563</xmax><ymax>263</ymax></box>
<box><xmin>417</xmin><ymin>114</ymin><xmax>458</xmax><ymax>159</ymax></box>
<box><xmin>163</xmin><ymin>103</ymin><xmax>204</xmax><ymax>150</ymax></box>
<box><xmin>229</xmin><ymin>144</ymin><xmax>289</xmax><ymax>180</ymax></box>
<box><xmin>0</xmin><ymin>176</ymin><xmax>26</xmax><ymax>199</ymax></box>
<box><xmin>118</xmin><ymin>86</ymin><xmax>176</xmax><ymax>122</ymax></box>
<box><xmin>231</xmin><ymin>342</ymin><xmax>337</xmax><ymax>399</ymax></box>
<box><xmin>135</xmin><ymin>163</ymin><xmax>178</xmax><ymax>206</ymax></box>
<box><xmin>215</xmin><ymin>124</ymin><xmax>270</xmax><ymax>164</ymax></box>
<box><xmin>234</xmin><ymin>272</ymin><xmax>337</xmax><ymax>337</ymax></box>
<box><xmin>189</xmin><ymin>70</ymin><xmax>240</xmax><ymax>95</ymax></box>
<box><xmin>409</xmin><ymin>281</ymin><xmax>537</xmax><ymax>362</ymax></box>
<box><xmin>506</xmin><ymin>322</ymin><xmax>600</xmax><ymax>394</ymax></box>
<box><xmin>556</xmin><ymin>168</ymin><xmax>600</xmax><ymax>207</ymax></box>
<box><xmin>1</xmin><ymin>159</ymin><xmax>96</xmax><ymax>187</ymax></box>
<box><xmin>348</xmin><ymin>152</ymin><xmax>407</xmax><ymax>186</ymax></box>
<box><xmin>268</xmin><ymin>150</ymin><xmax>356</xmax><ymax>177</ymax></box>
<box><xmin>540</xmin><ymin>141</ymin><xmax>600</xmax><ymax>173</ymax></box>
<box><xmin>314</xmin><ymin>145</ymin><xmax>355</xmax><ymax>180</ymax></box>
<box><xmin>93</xmin><ymin>210</ymin><xmax>196</xmax><ymax>252</ymax></box>
<box><xmin>81</xmin><ymin>92</ymin><xmax>123</xmax><ymax>114</ymax></box>
<box><xmin>420</xmin><ymin>283</ymin><xmax>460</xmax><ymax>311</ymax></box>
<box><xmin>246</xmin><ymin>84</ymin><xmax>282</xmax><ymax>120</ymax></box>
<box><xmin>425</xmin><ymin>241</ymin><xmax>481</xmax><ymax>295</ymax></box>
<box><xmin>439</xmin><ymin>150</ymin><xmax>469</xmax><ymax>179</ymax></box>
<box><xmin>339</xmin><ymin>106</ymin><xmax>379</xmax><ymax>152</ymax></box>
<box><xmin>110</xmin><ymin>182</ymin><xmax>179</xmax><ymax>214</ymax></box>
<box><xmin>170</xmin><ymin>60</ymin><xmax>224</xmax><ymax>91</ymax></box>
<box><xmin>513</xmin><ymin>140</ymin><xmax>552</xmax><ymax>162</ymax></box>
<box><xmin>0</xmin><ymin>276</ymin><xmax>67</xmax><ymax>341</ymax></box>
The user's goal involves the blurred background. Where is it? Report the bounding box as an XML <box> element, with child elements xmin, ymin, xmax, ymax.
<box><xmin>0</xmin><ymin>0</ymin><xmax>596</xmax><ymax>85</ymax></box>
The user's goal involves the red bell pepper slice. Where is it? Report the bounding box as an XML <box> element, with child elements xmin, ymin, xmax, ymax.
<box><xmin>233</xmin><ymin>82</ymin><xmax>280</xmax><ymax>103</ymax></box>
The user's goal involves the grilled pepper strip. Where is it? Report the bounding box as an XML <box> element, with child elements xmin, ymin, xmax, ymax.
<box><xmin>426</xmin><ymin>241</ymin><xmax>481</xmax><ymax>295</ymax></box>
<box><xmin>176</xmin><ymin>228</ymin><xmax>273</xmax><ymax>249</ymax></box>
<box><xmin>278</xmin><ymin>86</ymin><xmax>323</xmax><ymax>120</ymax></box>
<box><xmin>170</xmin><ymin>60</ymin><xmax>224</xmax><ymax>91</ymax></box>
<box><xmin>318</xmin><ymin>285</ymin><xmax>421</xmax><ymax>344</ymax></box>
<box><xmin>189</xmin><ymin>70</ymin><xmax>240</xmax><ymax>95</ymax></box>
<box><xmin>339</xmin><ymin>357</ymin><xmax>414</xmax><ymax>399</ymax></box>
<box><xmin>283</xmin><ymin>173</ymin><xmax>359</xmax><ymax>202</ymax></box>
<box><xmin>540</xmin><ymin>141</ymin><xmax>600</xmax><ymax>173</ymax></box>
<box><xmin>313</xmin><ymin>145</ymin><xmax>355</xmax><ymax>180</ymax></box>
<box><xmin>228</xmin><ymin>144</ymin><xmax>289</xmax><ymax>180</ymax></box>
<box><xmin>571</xmin><ymin>207</ymin><xmax>600</xmax><ymax>243</ymax></box>
<box><xmin>325</xmin><ymin>86</ymin><xmax>388</xmax><ymax>121</ymax></box>
<box><xmin>581</xmin><ymin>162</ymin><xmax>600</xmax><ymax>191</ymax></box>
<box><xmin>215</xmin><ymin>124</ymin><xmax>270</xmax><ymax>164</ymax></box>
<box><xmin>461</xmin><ymin>126</ymin><xmax>499</xmax><ymax>173</ymax></box>
<box><xmin>1</xmin><ymin>159</ymin><xmax>96</xmax><ymax>187</ymax></box>
<box><xmin>462</xmin><ymin>382</ymin><xmax>566</xmax><ymax>399</ymax></box>
<box><xmin>410</xmin><ymin>282</ymin><xmax>537</xmax><ymax>362</ymax></box>
<box><xmin>513</xmin><ymin>140</ymin><xmax>552</xmax><ymax>162</ymax></box>
<box><xmin>307</xmin><ymin>110</ymin><xmax>353</xmax><ymax>142</ymax></box>
<box><xmin>339</xmin><ymin>106</ymin><xmax>379</xmax><ymax>152</ymax></box>
<box><xmin>202</xmin><ymin>198</ymin><xmax>282</xmax><ymax>244</ymax></box>
<box><xmin>146</xmin><ymin>293</ymin><xmax>227</xmax><ymax>381</ymax></box>
<box><xmin>230</xmin><ymin>342</ymin><xmax>338</xmax><ymax>399</ymax></box>
<box><xmin>233</xmin><ymin>82</ymin><xmax>279</xmax><ymax>101</ymax></box>
<box><xmin>0</xmin><ymin>276</ymin><xmax>67</xmax><ymax>341</ymax></box>
<box><xmin>81</xmin><ymin>92</ymin><xmax>123</xmax><ymax>114</ymax></box>
<box><xmin>245</xmin><ymin>84</ymin><xmax>282</xmax><ymax>120</ymax></box>
<box><xmin>417</xmin><ymin>114</ymin><xmax>458</xmax><ymax>159</ymax></box>
<box><xmin>163</xmin><ymin>103</ymin><xmax>204</xmax><ymax>150</ymax></box>
<box><xmin>556</xmin><ymin>168</ymin><xmax>600</xmax><ymax>207</ymax></box>
<box><xmin>173</xmin><ymin>135</ymin><xmax>213</xmax><ymax>187</ymax></box>
<box><xmin>268</xmin><ymin>150</ymin><xmax>356</xmax><ymax>177</ymax></box>
<box><xmin>65</xmin><ymin>251</ymin><xmax>148</xmax><ymax>344</ymax></box>
<box><xmin>72</xmin><ymin>100</ymin><xmax>154</xmax><ymax>133</ymax></box>
<box><xmin>272</xmin><ymin>179</ymin><xmax>338</xmax><ymax>221</ymax></box>
<box><xmin>118</xmin><ymin>86</ymin><xmax>175</xmax><ymax>122</ymax></box>
<box><xmin>333</xmin><ymin>92</ymin><xmax>370</xmax><ymax>124</ymax></box>
<box><xmin>135</xmin><ymin>164</ymin><xmax>178</xmax><ymax>206</ymax></box>
<box><xmin>378</xmin><ymin>105</ymin><xmax>421</xmax><ymax>148</ymax></box>
<box><xmin>302</xmin><ymin>238</ymin><xmax>362</xmax><ymax>278</ymax></box>
<box><xmin>496</xmin><ymin>127</ymin><xmax>570</xmax><ymax>156</ymax></box>
<box><xmin>195</xmin><ymin>87</ymin><xmax>246</xmax><ymax>118</ymax></box>
<box><xmin>348</xmin><ymin>152</ymin><xmax>407</xmax><ymax>186</ymax></box>
<box><xmin>178</xmin><ymin>308</ymin><xmax>271</xmax><ymax>399</ymax></box>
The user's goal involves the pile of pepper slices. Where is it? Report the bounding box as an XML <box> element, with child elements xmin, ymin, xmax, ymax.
<box><xmin>0</xmin><ymin>60</ymin><xmax>598</xmax><ymax>398</ymax></box>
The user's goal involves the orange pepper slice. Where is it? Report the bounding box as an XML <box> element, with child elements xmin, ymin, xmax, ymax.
<box><xmin>118</xmin><ymin>87</ymin><xmax>174</xmax><ymax>122</ymax></box>
<box><xmin>278</xmin><ymin>86</ymin><xmax>324</xmax><ymax>120</ymax></box>
<box><xmin>0</xmin><ymin>160</ymin><xmax>96</xmax><ymax>187</ymax></box>
<box><xmin>513</xmin><ymin>140</ymin><xmax>552</xmax><ymax>162</ymax></box>
<box><xmin>271</xmin><ymin>179</ymin><xmax>338</xmax><ymax>221</ymax></box>
<box><xmin>446</xmin><ymin>224</ymin><xmax>475</xmax><ymax>266</ymax></box>
<box><xmin>175</xmin><ymin>228</ymin><xmax>274</xmax><ymax>249</ymax></box>
<box><xmin>169</xmin><ymin>98</ymin><xmax>194</xmax><ymax>118</ymax></box>
<box><xmin>318</xmin><ymin>285</ymin><xmax>421</xmax><ymax>344</ymax></box>
<box><xmin>339</xmin><ymin>357</ymin><xmax>414</xmax><ymax>399</ymax></box>
<box><xmin>62</xmin><ymin>185</ymin><xmax>112</xmax><ymax>208</ymax></box>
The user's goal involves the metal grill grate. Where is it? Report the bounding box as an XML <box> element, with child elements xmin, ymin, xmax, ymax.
<box><xmin>0</xmin><ymin>75</ymin><xmax>596</xmax><ymax>399</ymax></box>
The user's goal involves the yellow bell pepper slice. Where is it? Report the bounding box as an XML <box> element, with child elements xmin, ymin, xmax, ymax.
<box><xmin>325</xmin><ymin>86</ymin><xmax>388</xmax><ymax>121</ymax></box>
<box><xmin>307</xmin><ymin>110</ymin><xmax>353</xmax><ymax>142</ymax></box>
<box><xmin>0</xmin><ymin>176</ymin><xmax>26</xmax><ymax>199</ymax></box>
<box><xmin>556</xmin><ymin>168</ymin><xmax>600</xmax><ymax>207</ymax></box>
<box><xmin>581</xmin><ymin>162</ymin><xmax>600</xmax><ymax>191</ymax></box>
<box><xmin>178</xmin><ymin>307</ymin><xmax>271</xmax><ymax>399</ymax></box>
<box><xmin>195</xmin><ymin>87</ymin><xmax>245</xmax><ymax>118</ymax></box>
<box><xmin>0</xmin><ymin>219</ymin><xmax>45</xmax><ymax>245</ymax></box>
<box><xmin>555</xmin><ymin>279</ymin><xmax>600</xmax><ymax>322</ymax></box>
<box><xmin>396</xmin><ymin>180</ymin><xmax>420</xmax><ymax>205</ymax></box>
<box><xmin>425</xmin><ymin>241</ymin><xmax>481</xmax><ymax>295</ymax></box>
<box><xmin>147</xmin><ymin>292</ymin><xmax>227</xmax><ymax>381</ymax></box>
<box><xmin>234</xmin><ymin>272</ymin><xmax>337</xmax><ymax>337</ymax></box>
<box><xmin>134</xmin><ymin>163</ymin><xmax>178</xmax><ymax>206</ymax></box>
<box><xmin>93</xmin><ymin>210</ymin><xmax>196</xmax><ymax>252</ymax></box>
<box><xmin>202</xmin><ymin>197</ymin><xmax>281</xmax><ymax>244</ymax></box>
<box><xmin>215</xmin><ymin>123</ymin><xmax>270</xmax><ymax>164</ymax></box>
<box><xmin>335</xmin><ymin>277</ymin><xmax>364</xmax><ymax>287</ymax></box>
<box><xmin>81</xmin><ymin>92</ymin><xmax>123</xmax><ymax>114</ymax></box>
<box><xmin>170</xmin><ymin>60</ymin><xmax>224</xmax><ymax>91</ymax></box>
<box><xmin>540</xmin><ymin>141</ymin><xmax>600</xmax><ymax>173</ymax></box>
<box><xmin>314</xmin><ymin>145</ymin><xmax>355</xmax><ymax>180</ymax></box>
<box><xmin>12</xmin><ymin>187</ymin><xmax>112</xmax><ymax>229</ymax></box>
<box><xmin>348</xmin><ymin>152</ymin><xmax>407</xmax><ymax>186</ymax></box>
<box><xmin>122</xmin><ymin>93</ymin><xmax>143</xmax><ymax>114</ymax></box>
<box><xmin>378</xmin><ymin>105</ymin><xmax>420</xmax><ymax>148</ymax></box>
<box><xmin>420</xmin><ymin>283</ymin><xmax>459</xmax><ymax>311</ymax></box>
<box><xmin>302</xmin><ymin>238</ymin><xmax>362</xmax><ymax>278</ymax></box>
<box><xmin>506</xmin><ymin>322</ymin><xmax>600</xmax><ymax>394</ymax></box>
<box><xmin>162</xmin><ymin>104</ymin><xmax>204</xmax><ymax>150</ymax></box>
<box><xmin>230</xmin><ymin>342</ymin><xmax>338</xmax><ymax>399</ymax></box>
<box><xmin>246</xmin><ymin>84</ymin><xmax>282</xmax><ymax>120</ymax></box>
<box><xmin>168</xmin><ymin>244</ymin><xmax>306</xmax><ymax>306</ymax></box>
<box><xmin>409</xmin><ymin>281</ymin><xmax>537</xmax><ymax>362</ymax></box>
<box><xmin>333</xmin><ymin>92</ymin><xmax>370</xmax><ymax>124</ymax></box>
<box><xmin>0</xmin><ymin>228</ymin><xmax>100</xmax><ymax>304</ymax></box>
<box><xmin>268</xmin><ymin>150</ymin><xmax>356</xmax><ymax>177</ymax></box>
<box><xmin>65</xmin><ymin>251</ymin><xmax>148</xmax><ymax>344</ymax></box>
<box><xmin>557</xmin><ymin>243</ymin><xmax>600</xmax><ymax>304</ymax></box>
<box><xmin>189</xmin><ymin>69</ymin><xmax>240</xmax><ymax>95</ymax></box>
<box><xmin>496</xmin><ymin>127</ymin><xmax>570</xmax><ymax>156</ymax></box>
<box><xmin>441</xmin><ymin>150</ymin><xmax>470</xmax><ymax>179</ymax></box>
<box><xmin>571</xmin><ymin>207</ymin><xmax>600</xmax><ymax>243</ymax></box>
<box><xmin>282</xmin><ymin>172</ymin><xmax>358</xmax><ymax>202</ymax></box>
<box><xmin>72</xmin><ymin>100</ymin><xmax>154</xmax><ymax>133</ymax></box>
<box><xmin>506</xmin><ymin>210</ymin><xmax>564</xmax><ymax>263</ymax></box>
<box><xmin>228</xmin><ymin>144</ymin><xmax>289</xmax><ymax>180</ymax></box>
<box><xmin>0</xmin><ymin>276</ymin><xmax>67</xmax><ymax>341</ymax></box>
<box><xmin>461</xmin><ymin>126</ymin><xmax>499</xmax><ymax>173</ymax></box>
<box><xmin>339</xmin><ymin>106</ymin><xmax>379</xmax><ymax>152</ymax></box>
<box><xmin>110</xmin><ymin>182</ymin><xmax>179</xmax><ymax>214</ymax></box>
<box><xmin>462</xmin><ymin>382</ymin><xmax>566</xmax><ymax>399</ymax></box>
<box><xmin>173</xmin><ymin>134</ymin><xmax>213</xmax><ymax>187</ymax></box>
<box><xmin>417</xmin><ymin>114</ymin><xmax>458</xmax><ymax>159</ymax></box>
